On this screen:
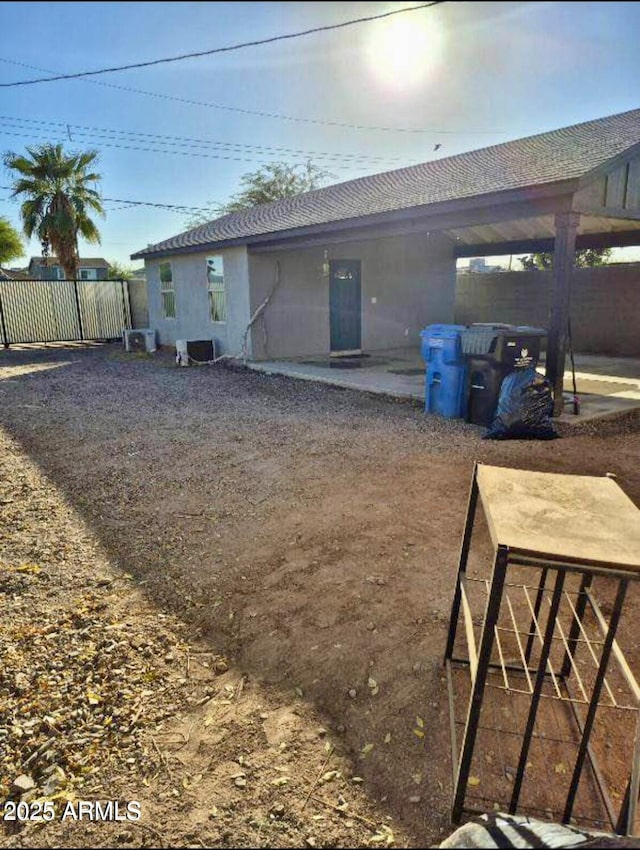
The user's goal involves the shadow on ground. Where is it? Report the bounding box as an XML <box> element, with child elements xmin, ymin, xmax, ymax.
<box><xmin>2</xmin><ymin>342</ymin><xmax>640</xmax><ymax>845</ymax></box>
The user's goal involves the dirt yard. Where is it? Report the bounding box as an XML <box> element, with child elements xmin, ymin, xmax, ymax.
<box><xmin>2</xmin><ymin>342</ymin><xmax>640</xmax><ymax>848</ymax></box>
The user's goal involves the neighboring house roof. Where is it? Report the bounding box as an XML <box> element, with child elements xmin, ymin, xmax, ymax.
<box><xmin>132</xmin><ymin>107</ymin><xmax>640</xmax><ymax>260</ymax></box>
<box><xmin>0</xmin><ymin>267</ymin><xmax>29</xmax><ymax>280</ymax></box>
<box><xmin>27</xmin><ymin>256</ymin><xmax>111</xmax><ymax>271</ymax></box>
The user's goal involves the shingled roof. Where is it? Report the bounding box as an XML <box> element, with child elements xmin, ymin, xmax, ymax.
<box><xmin>132</xmin><ymin>107</ymin><xmax>640</xmax><ymax>260</ymax></box>
<box><xmin>27</xmin><ymin>257</ymin><xmax>111</xmax><ymax>269</ymax></box>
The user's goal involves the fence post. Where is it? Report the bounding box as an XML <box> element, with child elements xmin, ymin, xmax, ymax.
<box><xmin>0</xmin><ymin>289</ymin><xmax>9</xmax><ymax>348</ymax></box>
<box><xmin>73</xmin><ymin>279</ymin><xmax>84</xmax><ymax>340</ymax></box>
<box><xmin>120</xmin><ymin>279</ymin><xmax>132</xmax><ymax>329</ymax></box>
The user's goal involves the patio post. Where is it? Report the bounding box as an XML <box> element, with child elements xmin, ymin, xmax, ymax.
<box><xmin>546</xmin><ymin>211</ymin><xmax>579</xmax><ymax>416</ymax></box>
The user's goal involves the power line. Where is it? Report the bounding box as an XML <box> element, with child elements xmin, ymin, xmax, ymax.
<box><xmin>0</xmin><ymin>57</ymin><xmax>508</xmax><ymax>136</ymax></box>
<box><xmin>0</xmin><ymin>126</ymin><xmax>373</xmax><ymax>171</ymax></box>
<box><xmin>0</xmin><ymin>114</ymin><xmax>413</xmax><ymax>166</ymax></box>
<box><xmin>0</xmin><ymin>3</ymin><xmax>444</xmax><ymax>88</ymax></box>
<box><xmin>104</xmin><ymin>197</ymin><xmax>220</xmax><ymax>212</ymax></box>
<box><xmin>1</xmin><ymin>185</ymin><xmax>224</xmax><ymax>215</ymax></box>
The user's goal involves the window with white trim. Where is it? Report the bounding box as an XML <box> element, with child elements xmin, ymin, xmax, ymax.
<box><xmin>79</xmin><ymin>268</ymin><xmax>97</xmax><ymax>281</ymax></box>
<box><xmin>159</xmin><ymin>262</ymin><xmax>176</xmax><ymax>319</ymax></box>
<box><xmin>206</xmin><ymin>255</ymin><xmax>226</xmax><ymax>322</ymax></box>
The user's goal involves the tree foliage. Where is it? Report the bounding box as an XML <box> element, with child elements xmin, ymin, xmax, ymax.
<box><xmin>107</xmin><ymin>260</ymin><xmax>136</xmax><ymax>281</ymax></box>
<box><xmin>186</xmin><ymin>160</ymin><xmax>333</xmax><ymax>227</ymax></box>
<box><xmin>0</xmin><ymin>216</ymin><xmax>24</xmax><ymax>265</ymax></box>
<box><xmin>224</xmin><ymin>161</ymin><xmax>332</xmax><ymax>212</ymax></box>
<box><xmin>518</xmin><ymin>248</ymin><xmax>612</xmax><ymax>270</ymax></box>
<box><xmin>3</xmin><ymin>143</ymin><xmax>105</xmax><ymax>280</ymax></box>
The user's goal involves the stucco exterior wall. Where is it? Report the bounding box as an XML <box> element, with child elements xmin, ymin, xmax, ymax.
<box><xmin>455</xmin><ymin>264</ymin><xmax>640</xmax><ymax>356</ymax></box>
<box><xmin>248</xmin><ymin>232</ymin><xmax>456</xmax><ymax>360</ymax></box>
<box><xmin>145</xmin><ymin>246</ymin><xmax>251</xmax><ymax>354</ymax></box>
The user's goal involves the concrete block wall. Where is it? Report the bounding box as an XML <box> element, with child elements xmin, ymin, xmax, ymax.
<box><xmin>455</xmin><ymin>264</ymin><xmax>640</xmax><ymax>356</ymax></box>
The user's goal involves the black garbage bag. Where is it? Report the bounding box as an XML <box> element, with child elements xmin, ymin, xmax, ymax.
<box><xmin>484</xmin><ymin>367</ymin><xmax>559</xmax><ymax>440</ymax></box>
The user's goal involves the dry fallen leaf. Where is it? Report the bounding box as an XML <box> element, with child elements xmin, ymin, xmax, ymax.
<box><xmin>360</xmin><ymin>743</ymin><xmax>374</xmax><ymax>759</ymax></box>
<box><xmin>371</xmin><ymin>824</ymin><xmax>395</xmax><ymax>847</ymax></box>
<box><xmin>15</xmin><ymin>564</ymin><xmax>42</xmax><ymax>574</ymax></box>
<box><xmin>468</xmin><ymin>776</ymin><xmax>481</xmax><ymax>787</ymax></box>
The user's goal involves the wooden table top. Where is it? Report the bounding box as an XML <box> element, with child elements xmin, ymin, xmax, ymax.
<box><xmin>476</xmin><ymin>464</ymin><xmax>640</xmax><ymax>571</ymax></box>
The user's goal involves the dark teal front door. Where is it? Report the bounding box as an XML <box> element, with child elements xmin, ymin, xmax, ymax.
<box><xmin>329</xmin><ymin>260</ymin><xmax>361</xmax><ymax>353</ymax></box>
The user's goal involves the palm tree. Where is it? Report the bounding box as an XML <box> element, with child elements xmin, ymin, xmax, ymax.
<box><xmin>3</xmin><ymin>143</ymin><xmax>105</xmax><ymax>280</ymax></box>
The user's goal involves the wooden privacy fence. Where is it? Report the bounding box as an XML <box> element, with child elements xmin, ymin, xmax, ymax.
<box><xmin>0</xmin><ymin>278</ymin><xmax>131</xmax><ymax>347</ymax></box>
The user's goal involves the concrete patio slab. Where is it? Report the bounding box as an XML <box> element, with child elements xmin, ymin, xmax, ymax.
<box><xmin>248</xmin><ymin>349</ymin><xmax>426</xmax><ymax>402</ymax></box>
<box><xmin>248</xmin><ymin>349</ymin><xmax>640</xmax><ymax>424</ymax></box>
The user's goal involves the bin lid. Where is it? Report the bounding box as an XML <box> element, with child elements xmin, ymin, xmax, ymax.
<box><xmin>420</xmin><ymin>324</ymin><xmax>466</xmax><ymax>338</ymax></box>
<box><xmin>463</xmin><ymin>323</ymin><xmax>547</xmax><ymax>335</ymax></box>
<box><xmin>459</xmin><ymin>324</ymin><xmax>547</xmax><ymax>355</ymax></box>
<box><xmin>459</xmin><ymin>325</ymin><xmax>503</xmax><ymax>355</ymax></box>
<box><xmin>508</xmin><ymin>325</ymin><xmax>548</xmax><ymax>336</ymax></box>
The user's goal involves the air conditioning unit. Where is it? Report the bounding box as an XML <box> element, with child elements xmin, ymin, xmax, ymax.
<box><xmin>175</xmin><ymin>339</ymin><xmax>216</xmax><ymax>366</ymax></box>
<box><xmin>123</xmin><ymin>328</ymin><xmax>157</xmax><ymax>353</ymax></box>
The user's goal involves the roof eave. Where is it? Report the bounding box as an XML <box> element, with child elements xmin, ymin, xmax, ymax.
<box><xmin>131</xmin><ymin>179</ymin><xmax>579</xmax><ymax>261</ymax></box>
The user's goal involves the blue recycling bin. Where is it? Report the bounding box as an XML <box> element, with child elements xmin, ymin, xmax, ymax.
<box><xmin>425</xmin><ymin>361</ymin><xmax>468</xmax><ymax>418</ymax></box>
<box><xmin>420</xmin><ymin>325</ymin><xmax>468</xmax><ymax>418</ymax></box>
<box><xmin>420</xmin><ymin>324</ymin><xmax>466</xmax><ymax>367</ymax></box>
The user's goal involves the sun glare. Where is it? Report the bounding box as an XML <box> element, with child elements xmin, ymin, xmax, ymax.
<box><xmin>366</xmin><ymin>16</ymin><xmax>441</xmax><ymax>91</ymax></box>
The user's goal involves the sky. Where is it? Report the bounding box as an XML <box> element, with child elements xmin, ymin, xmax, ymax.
<box><xmin>1</xmin><ymin>0</ymin><xmax>640</xmax><ymax>269</ymax></box>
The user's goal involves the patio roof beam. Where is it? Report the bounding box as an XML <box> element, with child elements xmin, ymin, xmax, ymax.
<box><xmin>453</xmin><ymin>228</ymin><xmax>640</xmax><ymax>258</ymax></box>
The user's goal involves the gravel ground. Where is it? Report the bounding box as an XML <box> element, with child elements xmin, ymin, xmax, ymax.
<box><xmin>0</xmin><ymin>422</ymin><xmax>407</xmax><ymax>849</ymax></box>
<box><xmin>1</xmin><ymin>342</ymin><xmax>640</xmax><ymax>848</ymax></box>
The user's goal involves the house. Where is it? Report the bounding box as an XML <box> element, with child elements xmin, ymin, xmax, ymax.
<box><xmin>27</xmin><ymin>257</ymin><xmax>111</xmax><ymax>281</ymax></box>
<box><xmin>462</xmin><ymin>257</ymin><xmax>506</xmax><ymax>274</ymax></box>
<box><xmin>0</xmin><ymin>267</ymin><xmax>29</xmax><ymax>280</ymax></box>
<box><xmin>131</xmin><ymin>108</ymin><xmax>640</xmax><ymax>411</ymax></box>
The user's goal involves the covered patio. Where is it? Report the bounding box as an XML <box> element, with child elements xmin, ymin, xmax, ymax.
<box><xmin>452</xmin><ymin>204</ymin><xmax>640</xmax><ymax>414</ymax></box>
<box><xmin>247</xmin><ymin>111</ymin><xmax>640</xmax><ymax>420</ymax></box>
<box><xmin>244</xmin><ymin>110</ymin><xmax>640</xmax><ymax>417</ymax></box>
<box><xmin>248</xmin><ymin>349</ymin><xmax>640</xmax><ymax>424</ymax></box>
